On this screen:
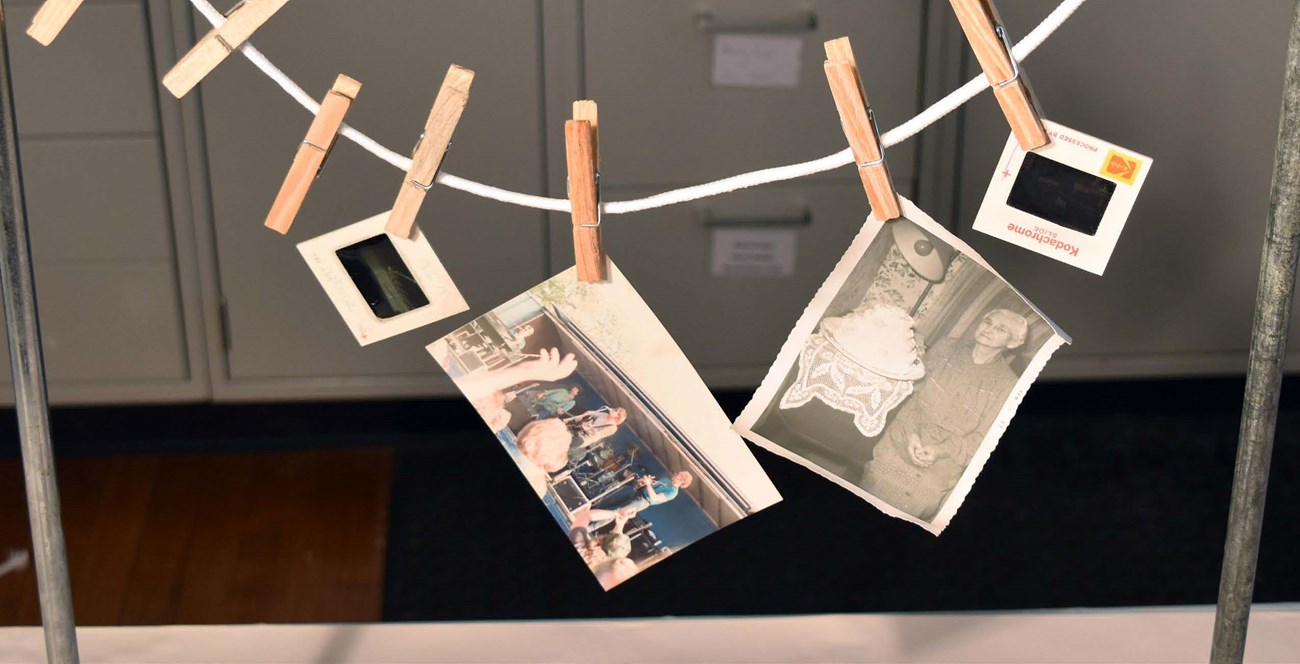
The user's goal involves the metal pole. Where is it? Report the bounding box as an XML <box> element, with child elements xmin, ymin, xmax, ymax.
<box><xmin>0</xmin><ymin>2</ymin><xmax>80</xmax><ymax>662</ymax></box>
<box><xmin>1211</xmin><ymin>0</ymin><xmax>1300</xmax><ymax>661</ymax></box>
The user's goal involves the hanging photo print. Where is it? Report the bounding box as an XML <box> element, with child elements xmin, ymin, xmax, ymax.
<box><xmin>972</xmin><ymin>120</ymin><xmax>1152</xmax><ymax>275</ymax></box>
<box><xmin>427</xmin><ymin>262</ymin><xmax>782</xmax><ymax>590</ymax></box>
<box><xmin>734</xmin><ymin>197</ymin><xmax>1068</xmax><ymax>534</ymax></box>
<box><xmin>298</xmin><ymin>211</ymin><xmax>467</xmax><ymax>345</ymax></box>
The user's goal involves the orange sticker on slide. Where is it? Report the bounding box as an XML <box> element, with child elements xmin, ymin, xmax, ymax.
<box><xmin>1101</xmin><ymin>149</ymin><xmax>1141</xmax><ymax>185</ymax></box>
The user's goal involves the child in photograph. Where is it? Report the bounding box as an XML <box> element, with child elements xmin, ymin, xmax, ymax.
<box><xmin>515</xmin><ymin>418</ymin><xmax>574</xmax><ymax>473</ymax></box>
<box><xmin>570</xmin><ymin>509</ymin><xmax>639</xmax><ymax>589</ymax></box>
<box><xmin>861</xmin><ymin>309</ymin><xmax>1028</xmax><ymax>520</ymax></box>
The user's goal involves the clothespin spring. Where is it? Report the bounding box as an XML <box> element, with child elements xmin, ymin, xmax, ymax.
<box><xmin>991</xmin><ymin>24</ymin><xmax>1021</xmax><ymax>89</ymax></box>
<box><xmin>856</xmin><ymin>108</ymin><xmax>886</xmax><ymax>169</ymax></box>
<box><xmin>407</xmin><ymin>132</ymin><xmax>453</xmax><ymax>192</ymax></box>
<box><xmin>214</xmin><ymin>0</ymin><xmax>248</xmax><ymax>52</ymax></box>
<box><xmin>296</xmin><ymin>89</ymin><xmax>354</xmax><ymax>177</ymax></box>
<box><xmin>300</xmin><ymin>136</ymin><xmax>336</xmax><ymax>177</ymax></box>
<box><xmin>566</xmin><ymin>173</ymin><xmax>602</xmax><ymax>228</ymax></box>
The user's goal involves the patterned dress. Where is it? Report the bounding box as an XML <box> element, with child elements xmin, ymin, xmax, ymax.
<box><xmin>862</xmin><ymin>338</ymin><xmax>1016</xmax><ymax>521</ymax></box>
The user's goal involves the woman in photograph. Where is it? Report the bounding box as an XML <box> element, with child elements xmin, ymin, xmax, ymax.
<box><xmin>862</xmin><ymin>308</ymin><xmax>1029</xmax><ymax>521</ymax></box>
<box><xmin>565</xmin><ymin>407</ymin><xmax>628</xmax><ymax>451</ymax></box>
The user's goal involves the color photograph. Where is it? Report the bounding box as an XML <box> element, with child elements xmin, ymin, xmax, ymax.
<box><xmin>428</xmin><ymin>262</ymin><xmax>781</xmax><ymax>589</ymax></box>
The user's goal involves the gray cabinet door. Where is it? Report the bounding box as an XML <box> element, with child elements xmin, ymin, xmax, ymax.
<box><xmin>951</xmin><ymin>0</ymin><xmax>1296</xmax><ymax>378</ymax></box>
<box><xmin>194</xmin><ymin>0</ymin><xmax>548</xmax><ymax>399</ymax></box>
<box><xmin>0</xmin><ymin>0</ymin><xmax>204</xmax><ymax>404</ymax></box>
<box><xmin>583</xmin><ymin>0</ymin><xmax>924</xmax><ymax>190</ymax></box>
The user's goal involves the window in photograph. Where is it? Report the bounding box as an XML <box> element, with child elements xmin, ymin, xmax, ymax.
<box><xmin>1006</xmin><ymin>152</ymin><xmax>1117</xmax><ymax>236</ymax></box>
<box><xmin>336</xmin><ymin>235</ymin><xmax>429</xmax><ymax>319</ymax></box>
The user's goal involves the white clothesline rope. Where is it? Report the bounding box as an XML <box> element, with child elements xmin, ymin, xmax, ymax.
<box><xmin>188</xmin><ymin>0</ymin><xmax>1088</xmax><ymax>216</ymax></box>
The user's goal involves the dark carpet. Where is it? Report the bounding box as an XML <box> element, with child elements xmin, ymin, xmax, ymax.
<box><xmin>382</xmin><ymin>377</ymin><xmax>1299</xmax><ymax>620</ymax></box>
<box><xmin>2</xmin><ymin>377</ymin><xmax>1296</xmax><ymax>620</ymax></box>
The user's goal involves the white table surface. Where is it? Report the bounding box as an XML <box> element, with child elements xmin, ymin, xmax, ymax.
<box><xmin>2</xmin><ymin>604</ymin><xmax>1297</xmax><ymax>663</ymax></box>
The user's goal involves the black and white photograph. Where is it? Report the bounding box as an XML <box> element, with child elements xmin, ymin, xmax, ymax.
<box><xmin>735</xmin><ymin>198</ymin><xmax>1068</xmax><ymax>534</ymax></box>
<box><xmin>428</xmin><ymin>262</ymin><xmax>781</xmax><ymax>589</ymax></box>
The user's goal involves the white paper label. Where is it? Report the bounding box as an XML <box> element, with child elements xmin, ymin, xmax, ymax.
<box><xmin>711</xmin><ymin>34</ymin><xmax>802</xmax><ymax>88</ymax></box>
<box><xmin>711</xmin><ymin>228</ymin><xmax>797</xmax><ymax>277</ymax></box>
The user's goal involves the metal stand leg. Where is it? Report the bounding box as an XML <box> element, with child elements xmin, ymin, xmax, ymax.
<box><xmin>1211</xmin><ymin>1</ymin><xmax>1300</xmax><ymax>661</ymax></box>
<box><xmin>0</xmin><ymin>2</ymin><xmax>80</xmax><ymax>662</ymax></box>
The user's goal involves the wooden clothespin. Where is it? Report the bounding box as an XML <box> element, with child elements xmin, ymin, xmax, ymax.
<box><xmin>26</xmin><ymin>0</ymin><xmax>86</xmax><ymax>46</ymax></box>
<box><xmin>162</xmin><ymin>0</ymin><xmax>293</xmax><ymax>98</ymax></box>
<box><xmin>264</xmin><ymin>75</ymin><xmax>361</xmax><ymax>235</ymax></box>
<box><xmin>565</xmin><ymin>100</ymin><xmax>607</xmax><ymax>283</ymax></box>
<box><xmin>949</xmin><ymin>0</ymin><xmax>1049</xmax><ymax>150</ymax></box>
<box><xmin>823</xmin><ymin>37</ymin><xmax>901</xmax><ymax>221</ymax></box>
<box><xmin>385</xmin><ymin>64</ymin><xmax>475</xmax><ymax>238</ymax></box>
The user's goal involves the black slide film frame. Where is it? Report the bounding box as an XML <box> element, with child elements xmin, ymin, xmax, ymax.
<box><xmin>1006</xmin><ymin>152</ymin><xmax>1117</xmax><ymax>236</ymax></box>
<box><xmin>336</xmin><ymin>235</ymin><xmax>430</xmax><ymax>319</ymax></box>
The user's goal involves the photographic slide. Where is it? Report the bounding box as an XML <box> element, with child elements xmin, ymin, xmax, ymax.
<box><xmin>734</xmin><ymin>197</ymin><xmax>1068</xmax><ymax>534</ymax></box>
<box><xmin>428</xmin><ymin>261</ymin><xmax>781</xmax><ymax>589</ymax></box>
<box><xmin>972</xmin><ymin>120</ymin><xmax>1152</xmax><ymax>275</ymax></box>
<box><xmin>298</xmin><ymin>211</ymin><xmax>467</xmax><ymax>345</ymax></box>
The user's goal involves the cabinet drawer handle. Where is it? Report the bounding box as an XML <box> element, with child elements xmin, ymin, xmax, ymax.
<box><xmin>694</xmin><ymin>9</ymin><xmax>818</xmax><ymax>34</ymax></box>
<box><xmin>699</xmin><ymin>208</ymin><xmax>812</xmax><ymax>226</ymax></box>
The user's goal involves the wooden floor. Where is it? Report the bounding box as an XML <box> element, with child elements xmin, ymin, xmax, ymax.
<box><xmin>0</xmin><ymin>447</ymin><xmax>392</xmax><ymax>626</ymax></box>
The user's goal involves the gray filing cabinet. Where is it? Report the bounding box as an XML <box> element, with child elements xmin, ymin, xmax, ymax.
<box><xmin>0</xmin><ymin>0</ymin><xmax>209</xmax><ymax>405</ymax></box>
<box><xmin>952</xmin><ymin>0</ymin><xmax>1298</xmax><ymax>378</ymax></box>
<box><xmin>3</xmin><ymin>0</ymin><xmax>1296</xmax><ymax>403</ymax></box>
<box><xmin>546</xmin><ymin>0</ymin><xmax>925</xmax><ymax>387</ymax></box>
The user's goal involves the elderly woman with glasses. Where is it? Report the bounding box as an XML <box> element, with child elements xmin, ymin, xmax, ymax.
<box><xmin>862</xmin><ymin>308</ymin><xmax>1030</xmax><ymax>522</ymax></box>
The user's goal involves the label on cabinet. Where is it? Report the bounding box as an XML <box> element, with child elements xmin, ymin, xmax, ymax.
<box><xmin>711</xmin><ymin>34</ymin><xmax>803</xmax><ymax>88</ymax></box>
<box><xmin>711</xmin><ymin>227</ymin><xmax>797</xmax><ymax>277</ymax></box>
